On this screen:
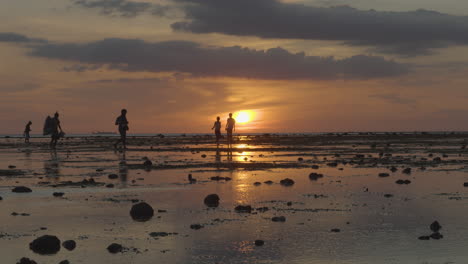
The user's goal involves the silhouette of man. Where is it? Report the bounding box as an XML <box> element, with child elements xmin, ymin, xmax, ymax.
<box><xmin>225</xmin><ymin>113</ymin><xmax>236</xmax><ymax>148</ymax></box>
<box><xmin>50</xmin><ymin>112</ymin><xmax>63</xmax><ymax>149</ymax></box>
<box><xmin>24</xmin><ymin>121</ymin><xmax>32</xmax><ymax>144</ymax></box>
<box><xmin>212</xmin><ymin>116</ymin><xmax>222</xmax><ymax>146</ymax></box>
<box><xmin>114</xmin><ymin>109</ymin><xmax>129</xmax><ymax>149</ymax></box>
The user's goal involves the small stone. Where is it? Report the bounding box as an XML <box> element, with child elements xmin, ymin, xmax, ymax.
<box><xmin>253</xmin><ymin>182</ymin><xmax>262</xmax><ymax>186</ymax></box>
<box><xmin>378</xmin><ymin>173</ymin><xmax>390</xmax><ymax>177</ymax></box>
<box><xmin>53</xmin><ymin>192</ymin><xmax>64</xmax><ymax>197</ymax></box>
<box><xmin>297</xmin><ymin>157</ymin><xmax>303</xmax><ymax>161</ymax></box>
<box><xmin>201</xmin><ymin>154</ymin><xmax>207</xmax><ymax>158</ymax></box>
<box><xmin>311</xmin><ymin>165</ymin><xmax>319</xmax><ymax>169</ymax></box>
<box><xmin>330</xmin><ymin>228</ymin><xmax>341</xmax><ymax>232</ymax></box>
<box><xmin>204</xmin><ymin>194</ymin><xmax>220</xmax><ymax>208</ymax></box>
<box><xmin>402</xmin><ymin>168</ymin><xmax>412</xmax><ymax>174</ymax></box>
<box><xmin>12</xmin><ymin>186</ymin><xmax>32</xmax><ymax>193</ymax></box>
<box><xmin>59</xmin><ymin>261</ymin><xmax>70</xmax><ymax>264</ymax></box>
<box><xmin>17</xmin><ymin>258</ymin><xmax>37</xmax><ymax>264</ymax></box>
<box><xmin>108</xmin><ymin>174</ymin><xmax>118</xmax><ymax>179</ymax></box>
<box><xmin>254</xmin><ymin>240</ymin><xmax>264</xmax><ymax>246</ymax></box>
<box><xmin>309</xmin><ymin>173</ymin><xmax>324</xmax><ymax>180</ymax></box>
<box><xmin>130</xmin><ymin>202</ymin><xmax>154</xmax><ymax>222</ymax></box>
<box><xmin>264</xmin><ymin>180</ymin><xmax>273</xmax><ymax>185</ymax></box>
<box><xmin>280</xmin><ymin>178</ymin><xmax>295</xmax><ymax>186</ymax></box>
<box><xmin>235</xmin><ymin>205</ymin><xmax>252</xmax><ymax>213</ymax></box>
<box><xmin>143</xmin><ymin>160</ymin><xmax>152</xmax><ymax>166</ymax></box>
<box><xmin>62</xmin><ymin>240</ymin><xmax>76</xmax><ymax>251</ymax></box>
<box><xmin>418</xmin><ymin>236</ymin><xmax>430</xmax><ymax>240</ymax></box>
<box><xmin>271</xmin><ymin>216</ymin><xmax>286</xmax><ymax>222</ymax></box>
<box><xmin>106</xmin><ymin>184</ymin><xmax>114</xmax><ymax>188</ymax></box>
<box><xmin>384</xmin><ymin>194</ymin><xmax>393</xmax><ymax>198</ymax></box>
<box><xmin>107</xmin><ymin>243</ymin><xmax>123</xmax><ymax>253</ymax></box>
<box><xmin>190</xmin><ymin>224</ymin><xmax>203</xmax><ymax>230</ymax></box>
<box><xmin>29</xmin><ymin>235</ymin><xmax>61</xmax><ymax>255</ymax></box>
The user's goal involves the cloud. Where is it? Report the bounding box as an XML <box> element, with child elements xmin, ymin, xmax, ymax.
<box><xmin>72</xmin><ymin>0</ymin><xmax>172</xmax><ymax>17</ymax></box>
<box><xmin>369</xmin><ymin>93</ymin><xmax>417</xmax><ymax>106</ymax></box>
<box><xmin>170</xmin><ymin>0</ymin><xmax>468</xmax><ymax>56</ymax></box>
<box><xmin>0</xmin><ymin>32</ymin><xmax>47</xmax><ymax>44</ymax></box>
<box><xmin>29</xmin><ymin>38</ymin><xmax>409</xmax><ymax>80</ymax></box>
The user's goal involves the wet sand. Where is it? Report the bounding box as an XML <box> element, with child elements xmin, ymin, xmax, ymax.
<box><xmin>1</xmin><ymin>133</ymin><xmax>468</xmax><ymax>264</ymax></box>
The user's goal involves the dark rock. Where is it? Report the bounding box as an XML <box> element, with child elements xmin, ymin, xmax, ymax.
<box><xmin>204</xmin><ymin>194</ymin><xmax>220</xmax><ymax>208</ymax></box>
<box><xmin>235</xmin><ymin>205</ymin><xmax>252</xmax><ymax>213</ymax></box>
<box><xmin>53</xmin><ymin>192</ymin><xmax>64</xmax><ymax>197</ymax></box>
<box><xmin>311</xmin><ymin>165</ymin><xmax>319</xmax><ymax>169</ymax></box>
<box><xmin>402</xmin><ymin>168</ymin><xmax>412</xmax><ymax>174</ymax></box>
<box><xmin>464</xmin><ymin>182</ymin><xmax>468</xmax><ymax>187</ymax></box>
<box><xmin>29</xmin><ymin>235</ymin><xmax>61</xmax><ymax>255</ymax></box>
<box><xmin>271</xmin><ymin>216</ymin><xmax>286</xmax><ymax>222</ymax></box>
<box><xmin>280</xmin><ymin>178</ymin><xmax>295</xmax><ymax>186</ymax></box>
<box><xmin>309</xmin><ymin>173</ymin><xmax>324</xmax><ymax>180</ymax></box>
<box><xmin>59</xmin><ymin>261</ymin><xmax>70</xmax><ymax>264</ymax></box>
<box><xmin>17</xmin><ymin>258</ymin><xmax>37</xmax><ymax>264</ymax></box>
<box><xmin>390</xmin><ymin>166</ymin><xmax>398</xmax><ymax>172</ymax></box>
<box><xmin>297</xmin><ymin>157</ymin><xmax>303</xmax><ymax>161</ymax></box>
<box><xmin>430</xmin><ymin>232</ymin><xmax>443</xmax><ymax>240</ymax></box>
<box><xmin>396</xmin><ymin>179</ymin><xmax>411</xmax><ymax>185</ymax></box>
<box><xmin>8</xmin><ymin>165</ymin><xmax>16</xmax><ymax>169</ymax></box>
<box><xmin>188</xmin><ymin>174</ymin><xmax>196</xmax><ymax>183</ymax></box>
<box><xmin>130</xmin><ymin>202</ymin><xmax>154</xmax><ymax>222</ymax></box>
<box><xmin>12</xmin><ymin>186</ymin><xmax>32</xmax><ymax>193</ymax></box>
<box><xmin>0</xmin><ymin>196</ymin><xmax>2</xmax><ymax>200</ymax></box>
<box><xmin>264</xmin><ymin>180</ymin><xmax>273</xmax><ymax>185</ymax></box>
<box><xmin>143</xmin><ymin>160</ymin><xmax>152</xmax><ymax>166</ymax></box>
<box><xmin>418</xmin><ymin>236</ymin><xmax>430</xmax><ymax>240</ymax></box>
<box><xmin>331</xmin><ymin>228</ymin><xmax>341</xmax><ymax>232</ymax></box>
<box><xmin>253</xmin><ymin>182</ymin><xmax>262</xmax><ymax>186</ymax></box>
<box><xmin>210</xmin><ymin>176</ymin><xmax>231</xmax><ymax>181</ymax></box>
<box><xmin>433</xmin><ymin>157</ymin><xmax>442</xmax><ymax>162</ymax></box>
<box><xmin>190</xmin><ymin>224</ymin><xmax>204</xmax><ymax>230</ymax></box>
<box><xmin>106</xmin><ymin>184</ymin><xmax>114</xmax><ymax>188</ymax></box>
<box><xmin>254</xmin><ymin>240</ymin><xmax>264</xmax><ymax>246</ymax></box>
<box><xmin>201</xmin><ymin>154</ymin><xmax>207</xmax><ymax>158</ymax></box>
<box><xmin>108</xmin><ymin>174</ymin><xmax>118</xmax><ymax>179</ymax></box>
<box><xmin>430</xmin><ymin>221</ymin><xmax>442</xmax><ymax>232</ymax></box>
<box><xmin>384</xmin><ymin>194</ymin><xmax>393</xmax><ymax>198</ymax></box>
<box><xmin>256</xmin><ymin>207</ymin><xmax>269</xmax><ymax>212</ymax></box>
<box><xmin>378</xmin><ymin>173</ymin><xmax>390</xmax><ymax>177</ymax></box>
<box><xmin>327</xmin><ymin>162</ymin><xmax>338</xmax><ymax>167</ymax></box>
<box><xmin>149</xmin><ymin>232</ymin><xmax>169</xmax><ymax>237</ymax></box>
<box><xmin>107</xmin><ymin>243</ymin><xmax>123</xmax><ymax>253</ymax></box>
<box><xmin>62</xmin><ymin>240</ymin><xmax>76</xmax><ymax>251</ymax></box>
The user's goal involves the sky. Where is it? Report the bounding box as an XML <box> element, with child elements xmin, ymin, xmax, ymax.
<box><xmin>2</xmin><ymin>0</ymin><xmax>468</xmax><ymax>134</ymax></box>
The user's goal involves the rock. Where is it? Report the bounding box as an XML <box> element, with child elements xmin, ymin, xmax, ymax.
<box><xmin>8</xmin><ymin>165</ymin><xmax>16</xmax><ymax>169</ymax></box>
<box><xmin>390</xmin><ymin>166</ymin><xmax>398</xmax><ymax>172</ymax></box>
<box><xmin>210</xmin><ymin>176</ymin><xmax>231</xmax><ymax>181</ymax></box>
<box><xmin>107</xmin><ymin>243</ymin><xmax>123</xmax><ymax>253</ymax></box>
<box><xmin>143</xmin><ymin>160</ymin><xmax>152</xmax><ymax>166</ymax></box>
<box><xmin>234</xmin><ymin>205</ymin><xmax>252</xmax><ymax>213</ymax></box>
<box><xmin>418</xmin><ymin>236</ymin><xmax>430</xmax><ymax>240</ymax></box>
<box><xmin>149</xmin><ymin>232</ymin><xmax>169</xmax><ymax>237</ymax></box>
<box><xmin>106</xmin><ymin>184</ymin><xmax>114</xmax><ymax>188</ymax></box>
<box><xmin>326</xmin><ymin>162</ymin><xmax>338</xmax><ymax>167</ymax></box>
<box><xmin>204</xmin><ymin>194</ymin><xmax>220</xmax><ymax>208</ymax></box>
<box><xmin>309</xmin><ymin>173</ymin><xmax>324</xmax><ymax>180</ymax></box>
<box><xmin>201</xmin><ymin>154</ymin><xmax>207</xmax><ymax>158</ymax></box>
<box><xmin>280</xmin><ymin>178</ymin><xmax>295</xmax><ymax>186</ymax></box>
<box><xmin>396</xmin><ymin>179</ymin><xmax>411</xmax><ymax>185</ymax></box>
<box><xmin>430</xmin><ymin>221</ymin><xmax>441</xmax><ymax>232</ymax></box>
<box><xmin>433</xmin><ymin>157</ymin><xmax>442</xmax><ymax>162</ymax></box>
<box><xmin>384</xmin><ymin>194</ymin><xmax>393</xmax><ymax>198</ymax></box>
<box><xmin>253</xmin><ymin>182</ymin><xmax>262</xmax><ymax>186</ymax></box>
<box><xmin>271</xmin><ymin>216</ymin><xmax>286</xmax><ymax>222</ymax></box>
<box><xmin>62</xmin><ymin>240</ymin><xmax>76</xmax><ymax>251</ymax></box>
<box><xmin>130</xmin><ymin>202</ymin><xmax>154</xmax><ymax>222</ymax></box>
<box><xmin>330</xmin><ymin>228</ymin><xmax>341</xmax><ymax>232</ymax></box>
<box><xmin>190</xmin><ymin>224</ymin><xmax>204</xmax><ymax>230</ymax></box>
<box><xmin>188</xmin><ymin>174</ymin><xmax>196</xmax><ymax>183</ymax></box>
<box><xmin>297</xmin><ymin>157</ymin><xmax>303</xmax><ymax>161</ymax></box>
<box><xmin>402</xmin><ymin>168</ymin><xmax>412</xmax><ymax>174</ymax></box>
<box><xmin>59</xmin><ymin>261</ymin><xmax>70</xmax><ymax>264</ymax></box>
<box><xmin>17</xmin><ymin>258</ymin><xmax>37</xmax><ymax>264</ymax></box>
<box><xmin>12</xmin><ymin>186</ymin><xmax>32</xmax><ymax>193</ymax></box>
<box><xmin>108</xmin><ymin>174</ymin><xmax>118</xmax><ymax>179</ymax></box>
<box><xmin>53</xmin><ymin>192</ymin><xmax>64</xmax><ymax>197</ymax></box>
<box><xmin>29</xmin><ymin>235</ymin><xmax>61</xmax><ymax>255</ymax></box>
<box><xmin>378</xmin><ymin>173</ymin><xmax>390</xmax><ymax>177</ymax></box>
<box><xmin>430</xmin><ymin>232</ymin><xmax>443</xmax><ymax>240</ymax></box>
<box><xmin>264</xmin><ymin>180</ymin><xmax>273</xmax><ymax>185</ymax></box>
<box><xmin>464</xmin><ymin>182</ymin><xmax>468</xmax><ymax>187</ymax></box>
<box><xmin>254</xmin><ymin>240</ymin><xmax>264</xmax><ymax>246</ymax></box>
<box><xmin>311</xmin><ymin>165</ymin><xmax>319</xmax><ymax>169</ymax></box>
<box><xmin>0</xmin><ymin>196</ymin><xmax>3</xmax><ymax>200</ymax></box>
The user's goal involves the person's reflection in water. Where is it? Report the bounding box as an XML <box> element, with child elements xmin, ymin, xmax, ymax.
<box><xmin>215</xmin><ymin>148</ymin><xmax>221</xmax><ymax>163</ymax></box>
<box><xmin>118</xmin><ymin>150</ymin><xmax>128</xmax><ymax>187</ymax></box>
<box><xmin>227</xmin><ymin>148</ymin><xmax>233</xmax><ymax>162</ymax></box>
<box><xmin>45</xmin><ymin>150</ymin><xmax>61</xmax><ymax>182</ymax></box>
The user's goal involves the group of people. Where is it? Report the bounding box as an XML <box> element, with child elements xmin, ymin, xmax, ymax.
<box><xmin>23</xmin><ymin>109</ymin><xmax>237</xmax><ymax>149</ymax></box>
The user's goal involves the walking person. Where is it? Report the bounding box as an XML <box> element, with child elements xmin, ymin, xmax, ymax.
<box><xmin>211</xmin><ymin>116</ymin><xmax>222</xmax><ymax>147</ymax></box>
<box><xmin>225</xmin><ymin>113</ymin><xmax>236</xmax><ymax>149</ymax></box>
<box><xmin>24</xmin><ymin>121</ymin><xmax>32</xmax><ymax>144</ymax></box>
<box><xmin>49</xmin><ymin>112</ymin><xmax>64</xmax><ymax>149</ymax></box>
<box><xmin>114</xmin><ymin>109</ymin><xmax>129</xmax><ymax>149</ymax></box>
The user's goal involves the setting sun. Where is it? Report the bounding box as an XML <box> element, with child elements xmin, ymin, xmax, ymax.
<box><xmin>234</xmin><ymin>111</ymin><xmax>253</xmax><ymax>124</ymax></box>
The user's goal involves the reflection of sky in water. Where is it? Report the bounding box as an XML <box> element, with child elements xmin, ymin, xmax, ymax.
<box><xmin>1</xmin><ymin>137</ymin><xmax>468</xmax><ymax>263</ymax></box>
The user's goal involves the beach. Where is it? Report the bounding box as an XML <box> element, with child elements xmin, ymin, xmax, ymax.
<box><xmin>1</xmin><ymin>133</ymin><xmax>468</xmax><ymax>264</ymax></box>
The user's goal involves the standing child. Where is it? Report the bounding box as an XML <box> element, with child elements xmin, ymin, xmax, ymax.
<box><xmin>24</xmin><ymin>121</ymin><xmax>32</xmax><ymax>143</ymax></box>
<box><xmin>114</xmin><ymin>109</ymin><xmax>129</xmax><ymax>149</ymax></box>
<box><xmin>211</xmin><ymin>116</ymin><xmax>222</xmax><ymax>146</ymax></box>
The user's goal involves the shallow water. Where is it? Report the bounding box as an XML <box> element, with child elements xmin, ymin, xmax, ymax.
<box><xmin>1</xmin><ymin>134</ymin><xmax>468</xmax><ymax>263</ymax></box>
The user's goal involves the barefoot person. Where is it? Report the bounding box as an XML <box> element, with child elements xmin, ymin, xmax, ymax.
<box><xmin>49</xmin><ymin>112</ymin><xmax>63</xmax><ymax>149</ymax></box>
<box><xmin>114</xmin><ymin>109</ymin><xmax>129</xmax><ymax>149</ymax></box>
<box><xmin>24</xmin><ymin>121</ymin><xmax>32</xmax><ymax>144</ymax></box>
<box><xmin>211</xmin><ymin>116</ymin><xmax>222</xmax><ymax>146</ymax></box>
<box><xmin>225</xmin><ymin>113</ymin><xmax>236</xmax><ymax>148</ymax></box>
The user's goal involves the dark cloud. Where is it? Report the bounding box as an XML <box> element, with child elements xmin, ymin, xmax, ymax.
<box><xmin>72</xmin><ymin>0</ymin><xmax>173</xmax><ymax>17</ymax></box>
<box><xmin>0</xmin><ymin>32</ymin><xmax>47</xmax><ymax>44</ymax></box>
<box><xmin>369</xmin><ymin>93</ymin><xmax>417</xmax><ymax>106</ymax></box>
<box><xmin>29</xmin><ymin>38</ymin><xmax>408</xmax><ymax>80</ymax></box>
<box><xmin>170</xmin><ymin>0</ymin><xmax>468</xmax><ymax>56</ymax></box>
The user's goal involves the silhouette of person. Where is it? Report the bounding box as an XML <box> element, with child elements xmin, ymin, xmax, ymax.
<box><xmin>114</xmin><ymin>109</ymin><xmax>129</xmax><ymax>149</ymax></box>
<box><xmin>50</xmin><ymin>112</ymin><xmax>63</xmax><ymax>149</ymax></box>
<box><xmin>24</xmin><ymin>121</ymin><xmax>32</xmax><ymax>144</ymax></box>
<box><xmin>212</xmin><ymin>116</ymin><xmax>222</xmax><ymax>146</ymax></box>
<box><xmin>225</xmin><ymin>113</ymin><xmax>236</xmax><ymax>148</ymax></box>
